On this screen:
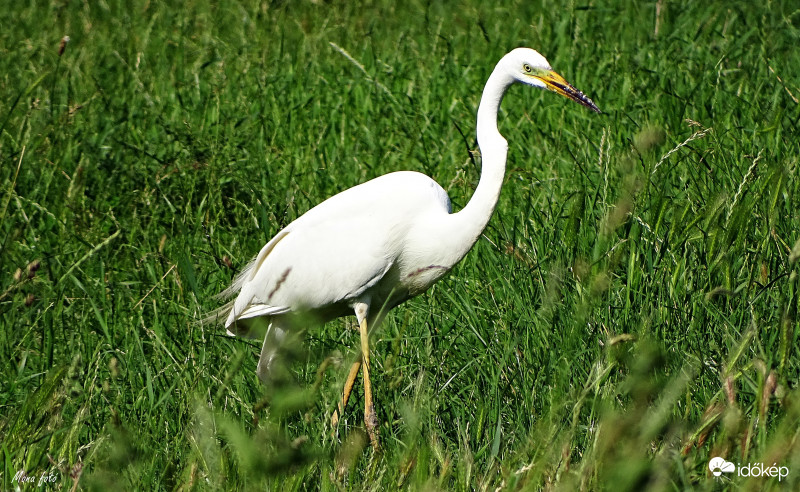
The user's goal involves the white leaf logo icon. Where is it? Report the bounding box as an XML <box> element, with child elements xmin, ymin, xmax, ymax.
<box><xmin>709</xmin><ymin>457</ymin><xmax>736</xmax><ymax>476</ymax></box>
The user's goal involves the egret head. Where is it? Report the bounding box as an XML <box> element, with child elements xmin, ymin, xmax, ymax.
<box><xmin>502</xmin><ymin>47</ymin><xmax>601</xmax><ymax>113</ymax></box>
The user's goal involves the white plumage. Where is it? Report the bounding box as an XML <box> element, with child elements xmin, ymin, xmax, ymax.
<box><xmin>224</xmin><ymin>171</ymin><xmax>453</xmax><ymax>331</ymax></box>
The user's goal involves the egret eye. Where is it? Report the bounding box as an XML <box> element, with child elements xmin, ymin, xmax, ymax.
<box><xmin>523</xmin><ymin>64</ymin><xmax>532</xmax><ymax>73</ymax></box>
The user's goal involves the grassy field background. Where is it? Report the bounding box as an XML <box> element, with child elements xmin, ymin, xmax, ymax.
<box><xmin>2</xmin><ymin>0</ymin><xmax>800</xmax><ymax>490</ymax></box>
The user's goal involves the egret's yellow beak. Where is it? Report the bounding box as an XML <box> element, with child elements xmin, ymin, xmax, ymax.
<box><xmin>536</xmin><ymin>70</ymin><xmax>601</xmax><ymax>113</ymax></box>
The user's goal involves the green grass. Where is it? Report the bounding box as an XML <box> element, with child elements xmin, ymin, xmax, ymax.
<box><xmin>2</xmin><ymin>0</ymin><xmax>800</xmax><ymax>490</ymax></box>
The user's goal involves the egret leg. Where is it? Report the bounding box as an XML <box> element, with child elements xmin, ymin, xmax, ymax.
<box><xmin>358</xmin><ymin>314</ymin><xmax>380</xmax><ymax>449</ymax></box>
<box><xmin>331</xmin><ymin>355</ymin><xmax>362</xmax><ymax>429</ymax></box>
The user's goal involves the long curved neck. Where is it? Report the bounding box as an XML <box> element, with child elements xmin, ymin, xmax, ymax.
<box><xmin>447</xmin><ymin>64</ymin><xmax>514</xmax><ymax>263</ymax></box>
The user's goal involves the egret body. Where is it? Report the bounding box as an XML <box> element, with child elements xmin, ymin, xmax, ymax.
<box><xmin>218</xmin><ymin>48</ymin><xmax>600</xmax><ymax>448</ymax></box>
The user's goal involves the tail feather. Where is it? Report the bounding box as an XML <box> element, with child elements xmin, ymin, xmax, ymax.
<box><xmin>198</xmin><ymin>300</ymin><xmax>234</xmax><ymax>327</ymax></box>
<box><xmin>225</xmin><ymin>304</ymin><xmax>290</xmax><ymax>338</ymax></box>
<box><xmin>200</xmin><ymin>254</ymin><xmax>261</xmax><ymax>332</ymax></box>
<box><xmin>204</xmin><ymin>229</ymin><xmax>293</xmax><ymax>343</ymax></box>
<box><xmin>215</xmin><ymin>255</ymin><xmax>259</xmax><ymax>301</ymax></box>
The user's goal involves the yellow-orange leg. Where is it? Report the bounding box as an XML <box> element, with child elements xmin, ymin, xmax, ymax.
<box><xmin>359</xmin><ymin>315</ymin><xmax>379</xmax><ymax>449</ymax></box>
<box><xmin>331</xmin><ymin>355</ymin><xmax>362</xmax><ymax>429</ymax></box>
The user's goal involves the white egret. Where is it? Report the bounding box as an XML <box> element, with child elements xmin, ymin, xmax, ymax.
<box><xmin>217</xmin><ymin>48</ymin><xmax>600</xmax><ymax>448</ymax></box>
